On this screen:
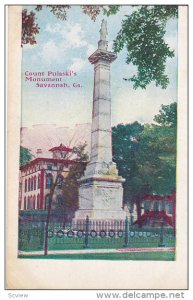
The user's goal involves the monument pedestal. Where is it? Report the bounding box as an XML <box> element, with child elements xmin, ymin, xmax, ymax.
<box><xmin>74</xmin><ymin>174</ymin><xmax>127</xmax><ymax>221</ymax></box>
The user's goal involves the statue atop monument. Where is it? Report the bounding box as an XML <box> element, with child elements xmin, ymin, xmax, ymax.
<box><xmin>98</xmin><ymin>19</ymin><xmax>108</xmax><ymax>50</ymax></box>
<box><xmin>100</xmin><ymin>19</ymin><xmax>108</xmax><ymax>41</ymax></box>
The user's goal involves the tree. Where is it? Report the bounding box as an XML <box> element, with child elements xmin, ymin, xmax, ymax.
<box><xmin>112</xmin><ymin>121</ymin><xmax>144</xmax><ymax>208</ymax></box>
<box><xmin>135</xmin><ymin>124</ymin><xmax>176</xmax><ymax>195</ymax></box>
<box><xmin>20</xmin><ymin>146</ymin><xmax>33</xmax><ymax>166</ymax></box>
<box><xmin>22</xmin><ymin>9</ymin><xmax>40</xmax><ymax>46</ymax></box>
<box><xmin>50</xmin><ymin>143</ymin><xmax>88</xmax><ymax>223</ymax></box>
<box><xmin>21</xmin><ymin>5</ymin><xmax>177</xmax><ymax>89</ymax></box>
<box><xmin>35</xmin><ymin>5</ymin><xmax>71</xmax><ymax>20</ymax></box>
<box><xmin>113</xmin><ymin>5</ymin><xmax>178</xmax><ymax>89</ymax></box>
<box><xmin>60</xmin><ymin>143</ymin><xmax>88</xmax><ymax>222</ymax></box>
<box><xmin>44</xmin><ymin>142</ymin><xmax>88</xmax><ymax>255</ymax></box>
<box><xmin>112</xmin><ymin>102</ymin><xmax>177</xmax><ymax>218</ymax></box>
<box><xmin>133</xmin><ymin>121</ymin><xmax>176</xmax><ymax>218</ymax></box>
<box><xmin>153</xmin><ymin>101</ymin><xmax>177</xmax><ymax>127</ymax></box>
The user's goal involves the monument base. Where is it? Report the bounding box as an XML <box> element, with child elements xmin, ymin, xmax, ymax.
<box><xmin>73</xmin><ymin>174</ymin><xmax>127</xmax><ymax>226</ymax></box>
<box><xmin>74</xmin><ymin>209</ymin><xmax>127</xmax><ymax>221</ymax></box>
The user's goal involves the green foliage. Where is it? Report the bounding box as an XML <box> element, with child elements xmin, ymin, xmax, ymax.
<box><xmin>102</xmin><ymin>5</ymin><xmax>120</xmax><ymax>17</ymax></box>
<box><xmin>113</xmin><ymin>5</ymin><xmax>178</xmax><ymax>89</ymax></box>
<box><xmin>112</xmin><ymin>102</ymin><xmax>177</xmax><ymax>208</ymax></box>
<box><xmin>35</xmin><ymin>5</ymin><xmax>71</xmax><ymax>20</ymax></box>
<box><xmin>112</xmin><ymin>122</ymin><xmax>144</xmax><ymax>204</ymax></box>
<box><xmin>136</xmin><ymin>124</ymin><xmax>176</xmax><ymax>195</ymax></box>
<box><xmin>20</xmin><ymin>146</ymin><xmax>33</xmax><ymax>166</ymax></box>
<box><xmin>154</xmin><ymin>102</ymin><xmax>177</xmax><ymax>127</ymax></box>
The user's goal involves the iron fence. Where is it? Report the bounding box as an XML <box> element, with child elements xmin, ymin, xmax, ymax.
<box><xmin>18</xmin><ymin>216</ymin><xmax>175</xmax><ymax>252</ymax></box>
<box><xmin>18</xmin><ymin>221</ymin><xmax>46</xmax><ymax>251</ymax></box>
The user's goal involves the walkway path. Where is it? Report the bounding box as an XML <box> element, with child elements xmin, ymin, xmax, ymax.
<box><xmin>19</xmin><ymin>247</ymin><xmax>175</xmax><ymax>256</ymax></box>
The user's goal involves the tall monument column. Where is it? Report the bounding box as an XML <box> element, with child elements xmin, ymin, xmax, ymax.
<box><xmin>74</xmin><ymin>20</ymin><xmax>127</xmax><ymax>221</ymax></box>
<box><xmin>87</xmin><ymin>19</ymin><xmax>115</xmax><ymax>175</ymax></box>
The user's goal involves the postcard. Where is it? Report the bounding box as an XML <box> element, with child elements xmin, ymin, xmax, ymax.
<box><xmin>6</xmin><ymin>5</ymin><xmax>188</xmax><ymax>289</ymax></box>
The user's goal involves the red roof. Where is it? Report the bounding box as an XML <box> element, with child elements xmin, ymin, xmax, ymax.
<box><xmin>135</xmin><ymin>211</ymin><xmax>173</xmax><ymax>226</ymax></box>
<box><xmin>20</xmin><ymin>157</ymin><xmax>86</xmax><ymax>171</ymax></box>
<box><xmin>49</xmin><ymin>143</ymin><xmax>73</xmax><ymax>152</ymax></box>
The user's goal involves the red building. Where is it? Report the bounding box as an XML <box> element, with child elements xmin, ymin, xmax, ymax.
<box><xmin>135</xmin><ymin>192</ymin><xmax>176</xmax><ymax>229</ymax></box>
<box><xmin>19</xmin><ymin>144</ymin><xmax>80</xmax><ymax>211</ymax></box>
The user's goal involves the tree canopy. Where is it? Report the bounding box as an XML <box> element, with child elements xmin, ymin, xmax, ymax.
<box><xmin>112</xmin><ymin>122</ymin><xmax>144</xmax><ymax>205</ymax></box>
<box><xmin>112</xmin><ymin>102</ymin><xmax>177</xmax><ymax>214</ymax></box>
<box><xmin>21</xmin><ymin>5</ymin><xmax>178</xmax><ymax>89</ymax></box>
<box><xmin>113</xmin><ymin>5</ymin><xmax>178</xmax><ymax>89</ymax></box>
<box><xmin>20</xmin><ymin>146</ymin><xmax>33</xmax><ymax>166</ymax></box>
<box><xmin>153</xmin><ymin>101</ymin><xmax>177</xmax><ymax>127</ymax></box>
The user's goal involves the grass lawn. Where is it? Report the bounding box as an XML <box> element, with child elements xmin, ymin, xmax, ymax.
<box><xmin>18</xmin><ymin>251</ymin><xmax>175</xmax><ymax>260</ymax></box>
<box><xmin>19</xmin><ymin>236</ymin><xmax>175</xmax><ymax>252</ymax></box>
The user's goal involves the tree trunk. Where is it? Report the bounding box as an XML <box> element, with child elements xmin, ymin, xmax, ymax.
<box><xmin>136</xmin><ymin>196</ymin><xmax>142</xmax><ymax>227</ymax></box>
<box><xmin>44</xmin><ymin>174</ymin><xmax>60</xmax><ymax>256</ymax></box>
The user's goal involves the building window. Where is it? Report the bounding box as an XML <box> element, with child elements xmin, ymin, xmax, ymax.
<box><xmin>144</xmin><ymin>201</ymin><xmax>150</xmax><ymax>212</ymax></box>
<box><xmin>57</xmin><ymin>175</ymin><xmax>63</xmax><ymax>189</ymax></box>
<box><xmin>37</xmin><ymin>194</ymin><xmax>40</xmax><ymax>209</ymax></box>
<box><xmin>33</xmin><ymin>195</ymin><xmax>36</xmax><ymax>209</ymax></box>
<box><xmin>34</xmin><ymin>176</ymin><xmax>36</xmax><ymax>190</ymax></box>
<box><xmin>46</xmin><ymin>174</ymin><xmax>53</xmax><ymax>189</ymax></box>
<box><xmin>168</xmin><ymin>202</ymin><xmax>173</xmax><ymax>214</ymax></box>
<box><xmin>28</xmin><ymin>178</ymin><xmax>31</xmax><ymax>192</ymax></box>
<box><xmin>25</xmin><ymin>179</ymin><xmax>27</xmax><ymax>192</ymax></box>
<box><xmin>59</xmin><ymin>165</ymin><xmax>63</xmax><ymax>171</ymax></box>
<box><xmin>24</xmin><ymin>197</ymin><xmax>27</xmax><ymax>210</ymax></box>
<box><xmin>60</xmin><ymin>152</ymin><xmax>66</xmax><ymax>158</ymax></box>
<box><xmin>38</xmin><ymin>175</ymin><xmax>41</xmax><ymax>189</ymax></box>
<box><xmin>31</xmin><ymin>177</ymin><xmax>34</xmax><ymax>191</ymax></box>
<box><xmin>47</xmin><ymin>165</ymin><xmax>52</xmax><ymax>170</ymax></box>
<box><xmin>27</xmin><ymin>196</ymin><xmax>30</xmax><ymax>209</ymax></box>
<box><xmin>153</xmin><ymin>201</ymin><xmax>159</xmax><ymax>211</ymax></box>
<box><xmin>160</xmin><ymin>200</ymin><xmax>165</xmax><ymax>211</ymax></box>
<box><xmin>30</xmin><ymin>196</ymin><xmax>33</xmax><ymax>209</ymax></box>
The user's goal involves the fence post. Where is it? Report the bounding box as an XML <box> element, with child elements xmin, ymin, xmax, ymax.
<box><xmin>84</xmin><ymin>216</ymin><xmax>90</xmax><ymax>248</ymax></box>
<box><xmin>29</xmin><ymin>222</ymin><xmax>32</xmax><ymax>243</ymax></box>
<box><xmin>159</xmin><ymin>222</ymin><xmax>165</xmax><ymax>247</ymax></box>
<box><xmin>130</xmin><ymin>210</ymin><xmax>134</xmax><ymax>226</ymax></box>
<box><xmin>123</xmin><ymin>216</ymin><xmax>129</xmax><ymax>247</ymax></box>
<box><xmin>41</xmin><ymin>222</ymin><xmax>46</xmax><ymax>250</ymax></box>
<box><xmin>18</xmin><ymin>219</ymin><xmax>22</xmax><ymax>250</ymax></box>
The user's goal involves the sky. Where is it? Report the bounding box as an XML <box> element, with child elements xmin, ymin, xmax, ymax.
<box><xmin>21</xmin><ymin>5</ymin><xmax>178</xmax><ymax>128</ymax></box>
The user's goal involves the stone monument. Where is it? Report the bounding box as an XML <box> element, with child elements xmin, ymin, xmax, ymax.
<box><xmin>74</xmin><ymin>20</ymin><xmax>127</xmax><ymax>222</ymax></box>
